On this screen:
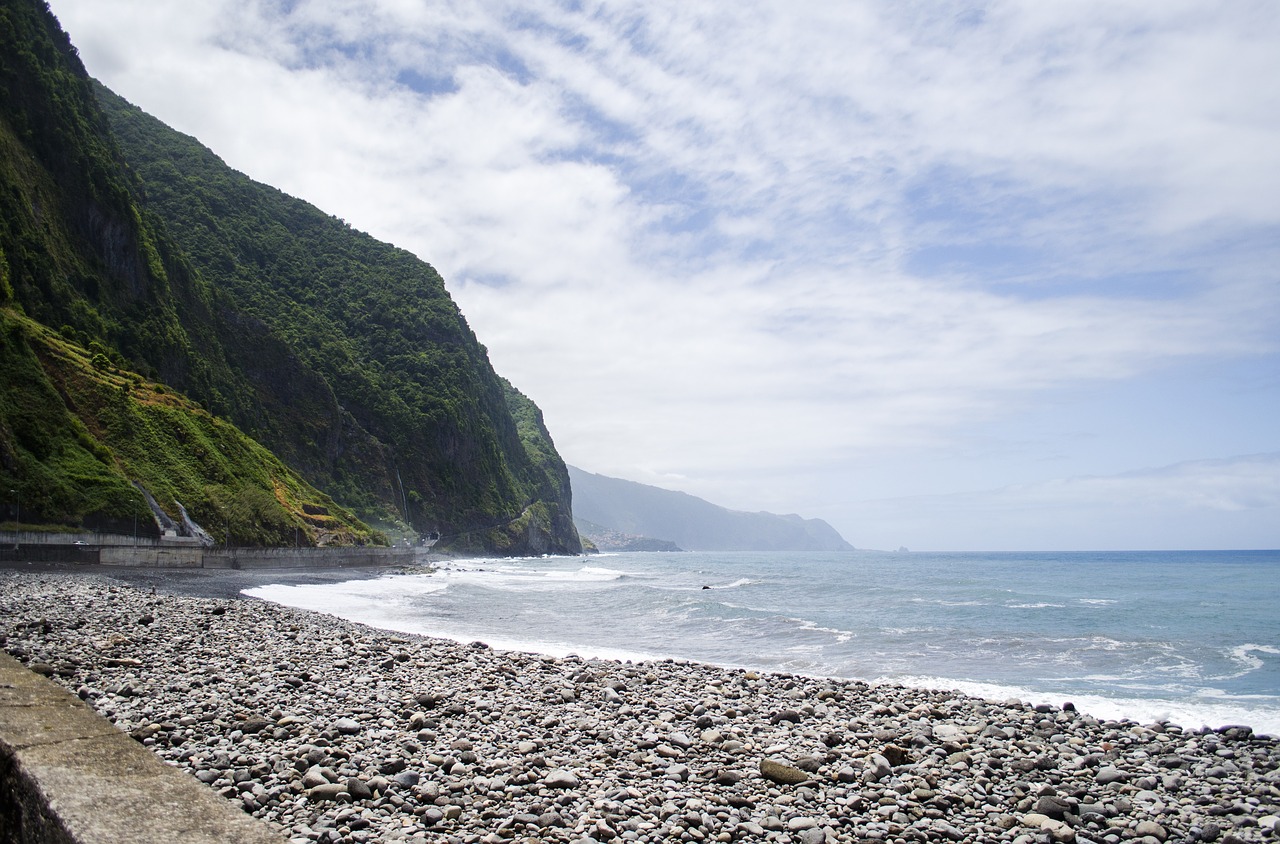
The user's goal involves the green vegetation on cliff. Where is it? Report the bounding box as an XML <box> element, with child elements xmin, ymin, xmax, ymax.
<box><xmin>0</xmin><ymin>0</ymin><xmax>375</xmax><ymax>545</ymax></box>
<box><xmin>95</xmin><ymin>86</ymin><xmax>579</xmax><ymax>554</ymax></box>
<box><xmin>0</xmin><ymin>309</ymin><xmax>374</xmax><ymax>545</ymax></box>
<box><xmin>0</xmin><ymin>0</ymin><xmax>579</xmax><ymax>553</ymax></box>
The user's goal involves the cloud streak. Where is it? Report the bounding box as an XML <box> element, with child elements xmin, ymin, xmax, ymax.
<box><xmin>47</xmin><ymin>0</ymin><xmax>1280</xmax><ymax>548</ymax></box>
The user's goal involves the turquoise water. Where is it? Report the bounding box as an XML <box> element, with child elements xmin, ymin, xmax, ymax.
<box><xmin>246</xmin><ymin>549</ymin><xmax>1280</xmax><ymax>735</ymax></box>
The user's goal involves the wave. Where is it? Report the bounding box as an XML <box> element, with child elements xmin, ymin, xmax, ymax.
<box><xmin>779</xmin><ymin>614</ymin><xmax>858</xmax><ymax>641</ymax></box>
<box><xmin>1006</xmin><ymin>602</ymin><xmax>1066</xmax><ymax>609</ymax></box>
<box><xmin>562</xmin><ymin>566</ymin><xmax>626</xmax><ymax>580</ymax></box>
<box><xmin>431</xmin><ymin>564</ymin><xmax>629</xmax><ymax>592</ymax></box>
<box><xmin>884</xmin><ymin>674</ymin><xmax>1280</xmax><ymax>737</ymax></box>
<box><xmin>909</xmin><ymin>598</ymin><xmax>986</xmax><ymax>607</ymax></box>
<box><xmin>243</xmin><ymin>577</ymin><xmax>447</xmax><ymax>639</ymax></box>
<box><xmin>647</xmin><ymin>576</ymin><xmax>762</xmax><ymax>593</ymax></box>
<box><xmin>246</xmin><ymin>576</ymin><xmax>446</xmax><ymax>607</ymax></box>
<box><xmin>1221</xmin><ymin>643</ymin><xmax>1280</xmax><ymax>678</ymax></box>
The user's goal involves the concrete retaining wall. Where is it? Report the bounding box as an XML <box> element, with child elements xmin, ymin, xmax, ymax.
<box><xmin>0</xmin><ymin>531</ymin><xmax>162</xmax><ymax>547</ymax></box>
<box><xmin>0</xmin><ymin>543</ymin><xmax>419</xmax><ymax>569</ymax></box>
<box><xmin>202</xmin><ymin>547</ymin><xmax>417</xmax><ymax>569</ymax></box>
<box><xmin>99</xmin><ymin>546</ymin><xmax>204</xmax><ymax>567</ymax></box>
<box><xmin>0</xmin><ymin>653</ymin><xmax>282</xmax><ymax>843</ymax></box>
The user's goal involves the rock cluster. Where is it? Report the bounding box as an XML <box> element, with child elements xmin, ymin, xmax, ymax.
<box><xmin>2</xmin><ymin>571</ymin><xmax>1278</xmax><ymax>844</ymax></box>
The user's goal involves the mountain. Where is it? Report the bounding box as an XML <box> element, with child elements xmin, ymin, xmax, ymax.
<box><xmin>568</xmin><ymin>466</ymin><xmax>854</xmax><ymax>552</ymax></box>
<box><xmin>0</xmin><ymin>0</ymin><xmax>579</xmax><ymax>554</ymax></box>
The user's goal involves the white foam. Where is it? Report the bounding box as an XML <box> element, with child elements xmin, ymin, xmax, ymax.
<box><xmin>442</xmin><ymin>633</ymin><xmax>667</xmax><ymax>665</ymax></box>
<box><xmin>244</xmin><ymin>577</ymin><xmax>447</xmax><ymax>641</ymax></box>
<box><xmin>1213</xmin><ymin>643</ymin><xmax>1280</xmax><ymax>681</ymax></box>
<box><xmin>427</xmin><ymin>563</ymin><xmax>627</xmax><ymax>592</ymax></box>
<box><xmin>245</xmin><ymin>574</ymin><xmax>446</xmax><ymax>608</ymax></box>
<box><xmin>245</xmin><ymin>573</ymin><xmax>665</xmax><ymax>665</ymax></box>
<box><xmin>783</xmin><ymin>615</ymin><xmax>858</xmax><ymax>640</ymax></box>
<box><xmin>885</xmin><ymin>674</ymin><xmax>1280</xmax><ymax>737</ymax></box>
<box><xmin>910</xmin><ymin>598</ymin><xmax>986</xmax><ymax>606</ymax></box>
<box><xmin>570</xmin><ymin>566</ymin><xmax>626</xmax><ymax>580</ymax></box>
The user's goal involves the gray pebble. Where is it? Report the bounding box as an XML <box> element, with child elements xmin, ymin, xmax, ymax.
<box><xmin>2</xmin><ymin>571</ymin><xmax>1274</xmax><ymax>844</ymax></box>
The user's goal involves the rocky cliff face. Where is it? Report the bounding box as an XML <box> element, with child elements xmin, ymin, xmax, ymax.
<box><xmin>0</xmin><ymin>0</ymin><xmax>580</xmax><ymax>554</ymax></box>
<box><xmin>93</xmin><ymin>86</ymin><xmax>580</xmax><ymax>556</ymax></box>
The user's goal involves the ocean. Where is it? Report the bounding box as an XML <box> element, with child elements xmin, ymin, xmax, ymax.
<box><xmin>244</xmin><ymin>549</ymin><xmax>1280</xmax><ymax>736</ymax></box>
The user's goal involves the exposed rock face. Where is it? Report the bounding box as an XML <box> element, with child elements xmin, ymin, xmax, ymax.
<box><xmin>0</xmin><ymin>0</ymin><xmax>581</xmax><ymax>555</ymax></box>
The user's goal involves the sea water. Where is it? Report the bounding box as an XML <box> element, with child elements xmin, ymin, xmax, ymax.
<box><xmin>244</xmin><ymin>549</ymin><xmax>1280</xmax><ymax>735</ymax></box>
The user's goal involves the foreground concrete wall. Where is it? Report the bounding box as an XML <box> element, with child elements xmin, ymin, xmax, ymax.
<box><xmin>0</xmin><ymin>653</ymin><xmax>282</xmax><ymax>844</ymax></box>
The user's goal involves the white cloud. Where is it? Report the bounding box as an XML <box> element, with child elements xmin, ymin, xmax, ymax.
<box><xmin>848</xmin><ymin>454</ymin><xmax>1280</xmax><ymax>551</ymax></box>
<box><xmin>46</xmin><ymin>0</ymin><xmax>1280</xmax><ymax>549</ymax></box>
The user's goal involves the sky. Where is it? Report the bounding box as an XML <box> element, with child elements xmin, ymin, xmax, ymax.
<box><xmin>47</xmin><ymin>0</ymin><xmax>1280</xmax><ymax>551</ymax></box>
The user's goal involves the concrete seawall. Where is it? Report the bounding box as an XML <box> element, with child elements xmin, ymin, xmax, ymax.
<box><xmin>0</xmin><ymin>541</ymin><xmax>422</xmax><ymax>570</ymax></box>
<box><xmin>0</xmin><ymin>652</ymin><xmax>282</xmax><ymax>843</ymax></box>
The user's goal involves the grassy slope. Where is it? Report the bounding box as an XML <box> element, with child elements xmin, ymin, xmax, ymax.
<box><xmin>0</xmin><ymin>307</ymin><xmax>378</xmax><ymax>545</ymax></box>
<box><xmin>0</xmin><ymin>0</ymin><xmax>376</xmax><ymax>545</ymax></box>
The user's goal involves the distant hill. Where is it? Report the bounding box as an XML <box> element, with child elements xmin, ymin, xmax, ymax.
<box><xmin>569</xmin><ymin>467</ymin><xmax>854</xmax><ymax>552</ymax></box>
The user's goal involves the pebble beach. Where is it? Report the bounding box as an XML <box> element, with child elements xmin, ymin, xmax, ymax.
<box><xmin>2</xmin><ymin>569</ymin><xmax>1278</xmax><ymax>844</ymax></box>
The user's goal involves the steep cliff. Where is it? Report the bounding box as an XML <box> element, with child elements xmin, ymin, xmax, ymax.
<box><xmin>0</xmin><ymin>0</ymin><xmax>580</xmax><ymax>554</ymax></box>
<box><xmin>0</xmin><ymin>0</ymin><xmax>374</xmax><ymax>544</ymax></box>
<box><xmin>94</xmin><ymin>86</ymin><xmax>579</xmax><ymax>555</ymax></box>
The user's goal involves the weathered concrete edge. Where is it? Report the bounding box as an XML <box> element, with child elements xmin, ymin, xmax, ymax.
<box><xmin>0</xmin><ymin>544</ymin><xmax>426</xmax><ymax>569</ymax></box>
<box><xmin>0</xmin><ymin>652</ymin><xmax>283</xmax><ymax>844</ymax></box>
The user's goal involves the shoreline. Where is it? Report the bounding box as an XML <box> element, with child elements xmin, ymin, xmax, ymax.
<box><xmin>8</xmin><ymin>556</ymin><xmax>1276</xmax><ymax>740</ymax></box>
<box><xmin>2</xmin><ymin>568</ymin><xmax>1278</xmax><ymax>843</ymax></box>
<box><xmin>244</xmin><ymin>558</ymin><xmax>1280</xmax><ymax>740</ymax></box>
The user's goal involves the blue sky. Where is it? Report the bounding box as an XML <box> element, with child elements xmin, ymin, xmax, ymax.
<box><xmin>49</xmin><ymin>0</ymin><xmax>1280</xmax><ymax>550</ymax></box>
